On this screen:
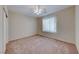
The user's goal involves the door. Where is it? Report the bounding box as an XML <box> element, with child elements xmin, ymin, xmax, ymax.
<box><xmin>0</xmin><ymin>6</ymin><xmax>8</xmax><ymax>53</ymax></box>
<box><xmin>2</xmin><ymin>6</ymin><xmax>8</xmax><ymax>53</ymax></box>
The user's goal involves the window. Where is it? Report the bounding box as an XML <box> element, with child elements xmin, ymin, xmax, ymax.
<box><xmin>42</xmin><ymin>16</ymin><xmax>57</xmax><ymax>33</ymax></box>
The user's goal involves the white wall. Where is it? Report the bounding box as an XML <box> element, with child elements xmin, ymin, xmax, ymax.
<box><xmin>75</xmin><ymin>6</ymin><xmax>79</xmax><ymax>52</ymax></box>
<box><xmin>8</xmin><ymin>11</ymin><xmax>37</xmax><ymax>41</ymax></box>
<box><xmin>0</xmin><ymin>6</ymin><xmax>3</xmax><ymax>53</ymax></box>
<box><xmin>37</xmin><ymin>6</ymin><xmax>75</xmax><ymax>44</ymax></box>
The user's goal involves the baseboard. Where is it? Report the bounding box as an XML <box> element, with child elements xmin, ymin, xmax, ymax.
<box><xmin>37</xmin><ymin>34</ymin><xmax>75</xmax><ymax>45</ymax></box>
<box><xmin>8</xmin><ymin>34</ymin><xmax>38</xmax><ymax>43</ymax></box>
<box><xmin>8</xmin><ymin>34</ymin><xmax>75</xmax><ymax>45</ymax></box>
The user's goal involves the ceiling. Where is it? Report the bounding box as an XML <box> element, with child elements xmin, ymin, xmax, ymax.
<box><xmin>8</xmin><ymin>5</ymin><xmax>73</xmax><ymax>17</ymax></box>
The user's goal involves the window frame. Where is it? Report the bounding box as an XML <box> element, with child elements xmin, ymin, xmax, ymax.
<box><xmin>42</xmin><ymin>16</ymin><xmax>57</xmax><ymax>33</ymax></box>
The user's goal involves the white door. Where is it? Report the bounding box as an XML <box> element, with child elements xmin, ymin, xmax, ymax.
<box><xmin>2</xmin><ymin>6</ymin><xmax>8</xmax><ymax>53</ymax></box>
<box><xmin>0</xmin><ymin>6</ymin><xmax>8</xmax><ymax>53</ymax></box>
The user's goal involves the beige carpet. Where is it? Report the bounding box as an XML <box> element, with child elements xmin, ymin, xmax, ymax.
<box><xmin>6</xmin><ymin>35</ymin><xmax>78</xmax><ymax>54</ymax></box>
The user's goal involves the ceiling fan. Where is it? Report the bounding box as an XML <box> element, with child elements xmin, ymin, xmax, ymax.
<box><xmin>32</xmin><ymin>5</ymin><xmax>46</xmax><ymax>15</ymax></box>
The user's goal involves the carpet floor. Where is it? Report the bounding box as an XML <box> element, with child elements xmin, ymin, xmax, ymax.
<box><xmin>5</xmin><ymin>35</ymin><xmax>78</xmax><ymax>54</ymax></box>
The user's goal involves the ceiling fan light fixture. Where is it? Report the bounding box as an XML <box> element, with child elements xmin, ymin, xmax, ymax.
<box><xmin>33</xmin><ymin>5</ymin><xmax>45</xmax><ymax>15</ymax></box>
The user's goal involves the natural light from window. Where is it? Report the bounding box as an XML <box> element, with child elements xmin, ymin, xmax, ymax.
<box><xmin>42</xmin><ymin>16</ymin><xmax>57</xmax><ymax>33</ymax></box>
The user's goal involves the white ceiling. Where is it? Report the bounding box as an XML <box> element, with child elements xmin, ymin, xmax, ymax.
<box><xmin>8</xmin><ymin>5</ymin><xmax>73</xmax><ymax>17</ymax></box>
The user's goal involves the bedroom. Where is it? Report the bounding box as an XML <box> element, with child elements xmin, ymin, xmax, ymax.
<box><xmin>0</xmin><ymin>5</ymin><xmax>79</xmax><ymax>54</ymax></box>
